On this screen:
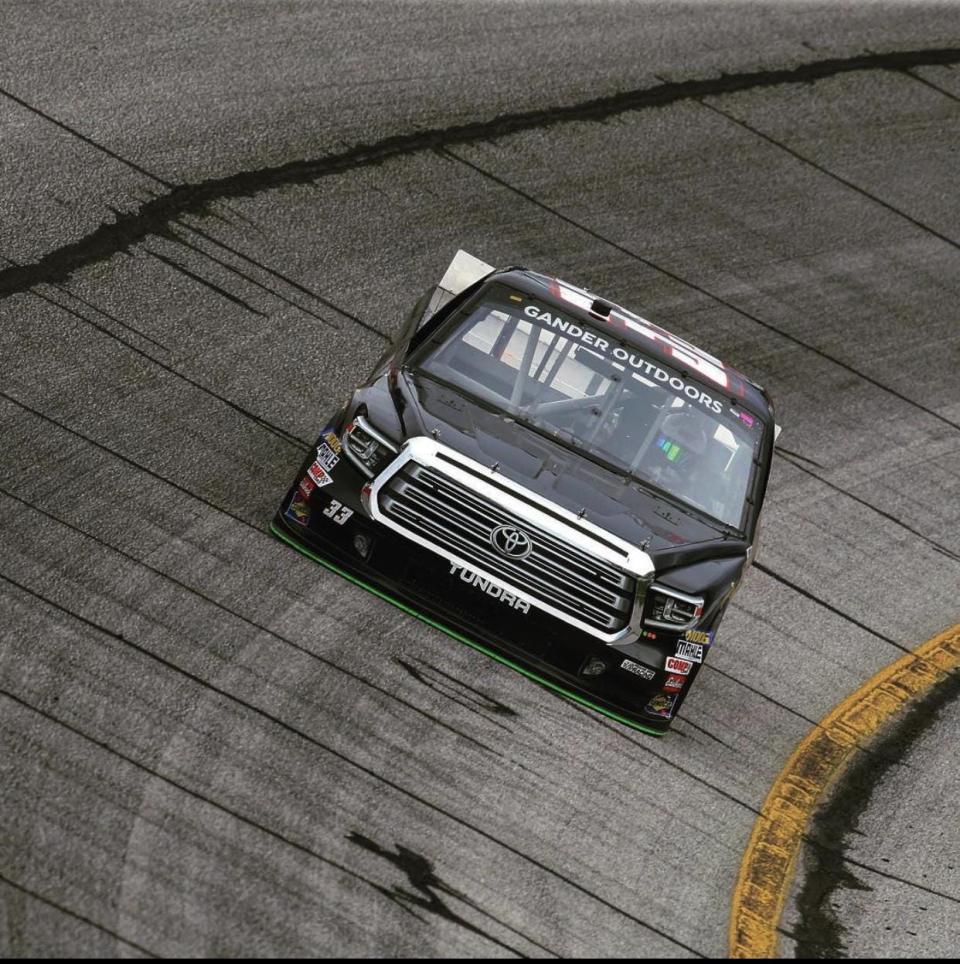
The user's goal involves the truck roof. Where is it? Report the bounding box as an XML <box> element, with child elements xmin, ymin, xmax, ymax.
<box><xmin>492</xmin><ymin>267</ymin><xmax>775</xmax><ymax>421</ymax></box>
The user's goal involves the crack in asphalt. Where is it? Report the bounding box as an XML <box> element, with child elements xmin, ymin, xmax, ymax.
<box><xmin>1</xmin><ymin>46</ymin><xmax>959</xmax><ymax>301</ymax></box>
<box><xmin>0</xmin><ymin>252</ymin><xmax>170</xmax><ymax>351</ymax></box>
<box><xmin>775</xmin><ymin>451</ymin><xmax>960</xmax><ymax>564</ymax></box>
<box><xmin>754</xmin><ymin>563</ymin><xmax>905</xmax><ymax>652</ymax></box>
<box><xmin>568</xmin><ymin>703</ymin><xmax>763</xmax><ymax>817</ymax></box>
<box><xmin>0</xmin><ymin>689</ymin><xmax>427</xmax><ymax>957</ymax></box>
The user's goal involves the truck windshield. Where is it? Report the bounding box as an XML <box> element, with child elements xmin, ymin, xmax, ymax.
<box><xmin>416</xmin><ymin>285</ymin><xmax>765</xmax><ymax>530</ymax></box>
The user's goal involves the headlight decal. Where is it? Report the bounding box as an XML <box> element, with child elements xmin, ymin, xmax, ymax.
<box><xmin>342</xmin><ymin>414</ymin><xmax>399</xmax><ymax>477</ymax></box>
<box><xmin>643</xmin><ymin>583</ymin><xmax>705</xmax><ymax>632</ymax></box>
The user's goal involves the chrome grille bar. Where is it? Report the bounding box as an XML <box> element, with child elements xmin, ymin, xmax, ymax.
<box><xmin>366</xmin><ymin>437</ymin><xmax>655</xmax><ymax>642</ymax></box>
<box><xmin>411</xmin><ymin>465</ymin><xmax>631</xmax><ymax>591</ymax></box>
<box><xmin>387</xmin><ymin>472</ymin><xmax>627</xmax><ymax>612</ymax></box>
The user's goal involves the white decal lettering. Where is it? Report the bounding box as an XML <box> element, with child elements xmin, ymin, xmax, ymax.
<box><xmin>517</xmin><ymin>300</ymin><xmax>743</xmax><ymax>419</ymax></box>
<box><xmin>449</xmin><ymin>564</ymin><xmax>531</xmax><ymax>614</ymax></box>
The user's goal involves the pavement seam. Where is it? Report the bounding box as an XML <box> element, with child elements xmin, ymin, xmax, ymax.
<box><xmin>0</xmin><ymin>871</ymin><xmax>157</xmax><ymax>958</ymax></box>
<box><xmin>699</xmin><ymin>99</ymin><xmax>960</xmax><ymax>254</ymax></box>
<box><xmin>442</xmin><ymin>148</ymin><xmax>960</xmax><ymax>435</ymax></box>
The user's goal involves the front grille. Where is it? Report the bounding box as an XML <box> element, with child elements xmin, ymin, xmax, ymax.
<box><xmin>377</xmin><ymin>461</ymin><xmax>635</xmax><ymax>633</ymax></box>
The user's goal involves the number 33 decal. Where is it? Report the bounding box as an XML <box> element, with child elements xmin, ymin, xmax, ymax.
<box><xmin>323</xmin><ymin>499</ymin><xmax>353</xmax><ymax>525</ymax></box>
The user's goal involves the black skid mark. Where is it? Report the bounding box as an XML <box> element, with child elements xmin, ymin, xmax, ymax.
<box><xmin>169</xmin><ymin>229</ymin><xmax>339</xmax><ymax>329</ymax></box>
<box><xmin>2</xmin><ymin>47</ymin><xmax>959</xmax><ymax>301</ymax></box>
<box><xmin>568</xmin><ymin>703</ymin><xmax>762</xmax><ymax>816</ymax></box>
<box><xmin>392</xmin><ymin>658</ymin><xmax>542</xmax><ymax>775</ymax></box>
<box><xmin>0</xmin><ymin>484</ymin><xmax>506</xmax><ymax>761</ymax></box>
<box><xmin>146</xmin><ymin>249</ymin><xmax>267</xmax><ymax>317</ymax></box>
<box><xmin>347</xmin><ymin>832</ymin><xmax>554</xmax><ymax>957</ymax></box>
<box><xmin>0</xmin><ymin>561</ymin><xmax>699</xmax><ymax>955</ymax></box>
<box><xmin>672</xmin><ymin>714</ymin><xmax>734</xmax><ymax>750</ymax></box>
<box><xmin>395</xmin><ymin>657</ymin><xmax>518</xmax><ymax>731</ymax></box>
<box><xmin>0</xmin><ymin>276</ymin><xmax>307</xmax><ymax>451</ymax></box>
<box><xmin>0</xmin><ymin>251</ymin><xmax>169</xmax><ymax>352</ymax></box>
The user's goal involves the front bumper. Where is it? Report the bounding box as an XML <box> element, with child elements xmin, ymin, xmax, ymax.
<box><xmin>272</xmin><ymin>452</ymin><xmax>698</xmax><ymax>735</ymax></box>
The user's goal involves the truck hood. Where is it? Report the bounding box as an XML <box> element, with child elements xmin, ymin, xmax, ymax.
<box><xmin>386</xmin><ymin>371</ymin><xmax>748</xmax><ymax>569</ymax></box>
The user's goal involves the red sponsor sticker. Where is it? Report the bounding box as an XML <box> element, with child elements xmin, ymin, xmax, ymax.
<box><xmin>663</xmin><ymin>673</ymin><xmax>686</xmax><ymax>692</ymax></box>
<box><xmin>298</xmin><ymin>476</ymin><xmax>316</xmax><ymax>497</ymax></box>
<box><xmin>307</xmin><ymin>462</ymin><xmax>333</xmax><ymax>487</ymax></box>
<box><xmin>664</xmin><ymin>656</ymin><xmax>693</xmax><ymax>676</ymax></box>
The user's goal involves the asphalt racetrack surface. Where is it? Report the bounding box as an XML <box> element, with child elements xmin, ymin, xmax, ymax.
<box><xmin>2</xmin><ymin>1</ymin><xmax>959</xmax><ymax>957</ymax></box>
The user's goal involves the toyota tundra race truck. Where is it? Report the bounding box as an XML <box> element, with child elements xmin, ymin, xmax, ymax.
<box><xmin>271</xmin><ymin>251</ymin><xmax>778</xmax><ymax>735</ymax></box>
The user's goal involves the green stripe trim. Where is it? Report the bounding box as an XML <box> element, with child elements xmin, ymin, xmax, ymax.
<box><xmin>269</xmin><ymin>521</ymin><xmax>664</xmax><ymax>738</ymax></box>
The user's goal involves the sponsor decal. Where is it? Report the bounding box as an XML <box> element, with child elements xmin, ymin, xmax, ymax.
<box><xmin>664</xmin><ymin>656</ymin><xmax>693</xmax><ymax>676</ymax></box>
<box><xmin>307</xmin><ymin>461</ymin><xmax>333</xmax><ymax>487</ymax></box>
<box><xmin>675</xmin><ymin>640</ymin><xmax>704</xmax><ymax>663</ymax></box>
<box><xmin>682</xmin><ymin>629</ymin><xmax>712</xmax><ymax>646</ymax></box>
<box><xmin>620</xmin><ymin>659</ymin><xmax>656</xmax><ymax>681</ymax></box>
<box><xmin>315</xmin><ymin>441</ymin><xmax>340</xmax><ymax>472</ymax></box>
<box><xmin>449</xmin><ymin>564</ymin><xmax>531</xmax><ymax>613</ymax></box>
<box><xmin>644</xmin><ymin>692</ymin><xmax>677</xmax><ymax>719</ymax></box>
<box><xmin>298</xmin><ymin>475</ymin><xmax>316</xmax><ymax>498</ymax></box>
<box><xmin>321</xmin><ymin>499</ymin><xmax>353</xmax><ymax>526</ymax></box>
<box><xmin>736</xmin><ymin>410</ymin><xmax>756</xmax><ymax>428</ymax></box>
<box><xmin>323</xmin><ymin>431</ymin><xmax>342</xmax><ymax>454</ymax></box>
<box><xmin>663</xmin><ymin>673</ymin><xmax>687</xmax><ymax>692</ymax></box>
<box><xmin>285</xmin><ymin>490</ymin><xmax>311</xmax><ymax>526</ymax></box>
<box><xmin>522</xmin><ymin>303</ymin><xmax>724</xmax><ymax>415</ymax></box>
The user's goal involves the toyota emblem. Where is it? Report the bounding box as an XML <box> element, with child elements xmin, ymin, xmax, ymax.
<box><xmin>490</xmin><ymin>525</ymin><xmax>533</xmax><ymax>559</ymax></box>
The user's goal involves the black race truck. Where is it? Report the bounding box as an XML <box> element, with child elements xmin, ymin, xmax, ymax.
<box><xmin>272</xmin><ymin>251</ymin><xmax>778</xmax><ymax>735</ymax></box>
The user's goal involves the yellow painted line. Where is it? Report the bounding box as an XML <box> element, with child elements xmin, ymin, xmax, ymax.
<box><xmin>729</xmin><ymin>621</ymin><xmax>960</xmax><ymax>958</ymax></box>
